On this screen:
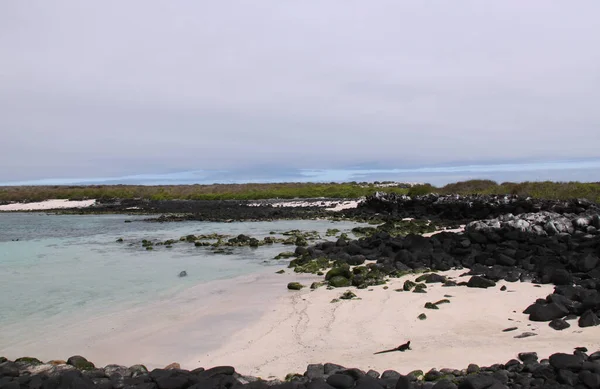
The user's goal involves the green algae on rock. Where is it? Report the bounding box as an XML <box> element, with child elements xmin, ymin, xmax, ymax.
<box><xmin>287</xmin><ymin>282</ymin><xmax>305</xmax><ymax>290</ymax></box>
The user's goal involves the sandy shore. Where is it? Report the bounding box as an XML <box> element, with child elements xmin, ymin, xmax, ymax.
<box><xmin>422</xmin><ymin>225</ymin><xmax>466</xmax><ymax>237</ymax></box>
<box><xmin>0</xmin><ymin>199</ymin><xmax>96</xmax><ymax>211</ymax></box>
<box><xmin>200</xmin><ymin>270</ymin><xmax>600</xmax><ymax>379</ymax></box>
<box><xmin>2</xmin><ymin>266</ymin><xmax>599</xmax><ymax>378</ymax></box>
<box><xmin>248</xmin><ymin>199</ymin><xmax>361</xmax><ymax>212</ymax></box>
<box><xmin>0</xmin><ymin>269</ymin><xmax>320</xmax><ymax>370</ymax></box>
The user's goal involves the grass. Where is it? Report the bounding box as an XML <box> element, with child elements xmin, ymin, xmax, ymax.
<box><xmin>438</xmin><ymin>180</ymin><xmax>600</xmax><ymax>203</ymax></box>
<box><xmin>0</xmin><ymin>180</ymin><xmax>599</xmax><ymax>203</ymax></box>
<box><xmin>0</xmin><ymin>182</ymin><xmax>409</xmax><ymax>202</ymax></box>
<box><xmin>403</xmin><ymin>179</ymin><xmax>600</xmax><ymax>203</ymax></box>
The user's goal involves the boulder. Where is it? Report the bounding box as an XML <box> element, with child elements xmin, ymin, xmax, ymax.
<box><xmin>365</xmin><ymin>370</ymin><xmax>380</xmax><ymax>379</ymax></box>
<box><xmin>433</xmin><ymin>380</ymin><xmax>457</xmax><ymax>389</ymax></box>
<box><xmin>325</xmin><ymin>266</ymin><xmax>353</xmax><ymax>281</ymax></box>
<box><xmin>0</xmin><ymin>362</ymin><xmax>19</xmax><ymax>377</ymax></box>
<box><xmin>14</xmin><ymin>357</ymin><xmax>43</xmax><ymax>366</ymax></box>
<box><xmin>199</xmin><ymin>366</ymin><xmax>235</xmax><ymax>378</ymax></box>
<box><xmin>458</xmin><ymin>374</ymin><xmax>498</xmax><ymax>389</ymax></box>
<box><xmin>67</xmin><ymin>356</ymin><xmax>95</xmax><ymax>371</ymax></box>
<box><xmin>549</xmin><ymin>318</ymin><xmax>570</xmax><ymax>330</ymax></box>
<box><xmin>395</xmin><ymin>375</ymin><xmax>412</xmax><ymax>389</ymax></box>
<box><xmin>287</xmin><ymin>282</ymin><xmax>305</xmax><ymax>290</ymax></box>
<box><xmin>329</xmin><ymin>276</ymin><xmax>352</xmax><ymax>288</ymax></box>
<box><xmin>324</xmin><ymin>363</ymin><xmax>346</xmax><ymax>375</ymax></box>
<box><xmin>550</xmin><ymin>269</ymin><xmax>572</xmax><ymax>285</ymax></box>
<box><xmin>579</xmin><ymin>370</ymin><xmax>600</xmax><ymax>388</ymax></box>
<box><xmin>579</xmin><ymin>310</ymin><xmax>600</xmax><ymax>327</ymax></box>
<box><xmin>424</xmin><ymin>273</ymin><xmax>447</xmax><ymax>284</ymax></box>
<box><xmin>528</xmin><ymin>303</ymin><xmax>569</xmax><ymax>322</ymax></box>
<box><xmin>381</xmin><ymin>370</ymin><xmax>401</xmax><ymax>380</ymax></box>
<box><xmin>549</xmin><ymin>353</ymin><xmax>584</xmax><ymax>371</ymax></box>
<box><xmin>326</xmin><ymin>374</ymin><xmax>355</xmax><ymax>389</ymax></box>
<box><xmin>466</xmin><ymin>276</ymin><xmax>496</xmax><ymax>288</ymax></box>
<box><xmin>305</xmin><ymin>364</ymin><xmax>325</xmax><ymax>380</ymax></box>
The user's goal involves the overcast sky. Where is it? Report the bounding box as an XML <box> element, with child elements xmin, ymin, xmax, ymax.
<box><xmin>1</xmin><ymin>1</ymin><xmax>599</xmax><ymax>184</ymax></box>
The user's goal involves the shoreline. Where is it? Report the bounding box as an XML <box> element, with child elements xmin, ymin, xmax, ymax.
<box><xmin>4</xmin><ymin>266</ymin><xmax>599</xmax><ymax>379</ymax></box>
<box><xmin>0</xmin><ymin>199</ymin><xmax>96</xmax><ymax>212</ymax></box>
<box><xmin>0</xmin><ymin>266</ymin><xmax>321</xmax><ymax>372</ymax></box>
<box><xmin>2</xmin><ymin>193</ymin><xmax>600</xmax><ymax>387</ymax></box>
<box><xmin>201</xmin><ymin>269</ymin><xmax>600</xmax><ymax>378</ymax></box>
<box><xmin>0</xmin><ymin>198</ymin><xmax>361</xmax><ymax>213</ymax></box>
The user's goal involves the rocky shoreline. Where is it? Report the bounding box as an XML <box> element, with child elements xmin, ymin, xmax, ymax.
<box><xmin>4</xmin><ymin>193</ymin><xmax>600</xmax><ymax>388</ymax></box>
<box><xmin>285</xmin><ymin>193</ymin><xmax>600</xmax><ymax>327</ymax></box>
<box><xmin>47</xmin><ymin>193</ymin><xmax>600</xmax><ymax>225</ymax></box>
<box><xmin>54</xmin><ymin>198</ymin><xmax>345</xmax><ymax>222</ymax></box>
<box><xmin>2</xmin><ymin>350</ymin><xmax>600</xmax><ymax>389</ymax></box>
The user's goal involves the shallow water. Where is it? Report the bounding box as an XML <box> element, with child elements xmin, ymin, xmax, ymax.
<box><xmin>0</xmin><ymin>214</ymin><xmax>361</xmax><ymax>346</ymax></box>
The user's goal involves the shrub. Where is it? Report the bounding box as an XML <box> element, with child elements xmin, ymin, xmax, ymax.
<box><xmin>408</xmin><ymin>184</ymin><xmax>434</xmax><ymax>197</ymax></box>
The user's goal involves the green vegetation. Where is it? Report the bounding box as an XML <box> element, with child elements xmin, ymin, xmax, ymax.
<box><xmin>413</xmin><ymin>283</ymin><xmax>427</xmax><ymax>293</ymax></box>
<box><xmin>290</xmin><ymin>257</ymin><xmax>331</xmax><ymax>274</ymax></box>
<box><xmin>311</xmin><ymin>281</ymin><xmax>325</xmax><ymax>289</ymax></box>
<box><xmin>325</xmin><ymin>228</ymin><xmax>340</xmax><ymax>236</ymax></box>
<box><xmin>438</xmin><ymin>180</ymin><xmax>600</xmax><ymax>203</ymax></box>
<box><xmin>424</xmin><ymin>302</ymin><xmax>439</xmax><ymax>310</ymax></box>
<box><xmin>0</xmin><ymin>182</ymin><xmax>409</xmax><ymax>202</ymax></box>
<box><xmin>339</xmin><ymin>290</ymin><xmax>357</xmax><ymax>300</ymax></box>
<box><xmin>405</xmin><ymin>179</ymin><xmax>600</xmax><ymax>203</ymax></box>
<box><xmin>408</xmin><ymin>183</ymin><xmax>435</xmax><ymax>197</ymax></box>
<box><xmin>284</xmin><ymin>373</ymin><xmax>303</xmax><ymax>382</ymax></box>
<box><xmin>2</xmin><ymin>179</ymin><xmax>598</xmax><ymax>203</ymax></box>
<box><xmin>352</xmin><ymin>219</ymin><xmax>437</xmax><ymax>238</ymax></box>
<box><xmin>287</xmin><ymin>282</ymin><xmax>305</xmax><ymax>290</ymax></box>
<box><xmin>15</xmin><ymin>357</ymin><xmax>43</xmax><ymax>365</ymax></box>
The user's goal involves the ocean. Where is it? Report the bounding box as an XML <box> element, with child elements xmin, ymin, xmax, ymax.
<box><xmin>0</xmin><ymin>213</ymin><xmax>361</xmax><ymax>362</ymax></box>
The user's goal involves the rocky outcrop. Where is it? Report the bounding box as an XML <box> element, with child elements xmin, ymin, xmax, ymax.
<box><xmin>466</xmin><ymin>211</ymin><xmax>600</xmax><ymax>237</ymax></box>
<box><xmin>2</xmin><ymin>350</ymin><xmax>600</xmax><ymax>388</ymax></box>
<box><xmin>295</xmin><ymin>209</ymin><xmax>600</xmax><ymax>326</ymax></box>
<box><xmin>69</xmin><ymin>198</ymin><xmax>334</xmax><ymax>222</ymax></box>
<box><xmin>345</xmin><ymin>193</ymin><xmax>599</xmax><ymax>222</ymax></box>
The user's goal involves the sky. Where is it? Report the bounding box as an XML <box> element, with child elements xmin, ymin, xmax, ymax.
<box><xmin>1</xmin><ymin>1</ymin><xmax>599</xmax><ymax>186</ymax></box>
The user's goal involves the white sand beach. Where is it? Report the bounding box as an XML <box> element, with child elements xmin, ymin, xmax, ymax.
<box><xmin>3</xmin><ymin>267</ymin><xmax>599</xmax><ymax>378</ymax></box>
<box><xmin>0</xmin><ymin>199</ymin><xmax>96</xmax><ymax>211</ymax></box>
<box><xmin>248</xmin><ymin>200</ymin><xmax>361</xmax><ymax>212</ymax></box>
<box><xmin>200</xmin><ymin>270</ymin><xmax>600</xmax><ymax>378</ymax></box>
<box><xmin>422</xmin><ymin>226</ymin><xmax>466</xmax><ymax>237</ymax></box>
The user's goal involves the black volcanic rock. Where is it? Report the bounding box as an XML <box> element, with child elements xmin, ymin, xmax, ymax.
<box><xmin>466</xmin><ymin>276</ymin><xmax>496</xmax><ymax>288</ymax></box>
<box><xmin>579</xmin><ymin>310</ymin><xmax>600</xmax><ymax>327</ymax></box>
<box><xmin>549</xmin><ymin>318</ymin><xmax>571</xmax><ymax>330</ymax></box>
<box><xmin>528</xmin><ymin>302</ymin><xmax>569</xmax><ymax>322</ymax></box>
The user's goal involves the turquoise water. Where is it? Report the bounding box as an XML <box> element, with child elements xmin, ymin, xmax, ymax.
<box><xmin>0</xmin><ymin>214</ymin><xmax>359</xmax><ymax>333</ymax></box>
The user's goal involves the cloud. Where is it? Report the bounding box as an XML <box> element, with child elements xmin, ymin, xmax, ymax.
<box><xmin>1</xmin><ymin>0</ymin><xmax>599</xmax><ymax>183</ymax></box>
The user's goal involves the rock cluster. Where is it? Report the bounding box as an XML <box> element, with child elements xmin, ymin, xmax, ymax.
<box><xmin>296</xmin><ymin>209</ymin><xmax>600</xmax><ymax>326</ymax></box>
<box><xmin>3</xmin><ymin>350</ymin><xmax>600</xmax><ymax>389</ymax></box>
<box><xmin>76</xmin><ymin>199</ymin><xmax>333</xmax><ymax>222</ymax></box>
<box><xmin>345</xmin><ymin>193</ymin><xmax>598</xmax><ymax>222</ymax></box>
<box><xmin>467</xmin><ymin>212</ymin><xmax>600</xmax><ymax>237</ymax></box>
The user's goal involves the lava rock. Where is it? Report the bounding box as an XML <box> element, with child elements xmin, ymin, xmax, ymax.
<box><xmin>549</xmin><ymin>353</ymin><xmax>584</xmax><ymax>371</ymax></box>
<box><xmin>466</xmin><ymin>276</ymin><xmax>496</xmax><ymax>288</ymax></box>
<box><xmin>527</xmin><ymin>302</ymin><xmax>569</xmax><ymax>322</ymax></box>
<box><xmin>326</xmin><ymin>374</ymin><xmax>355</xmax><ymax>389</ymax></box>
<box><xmin>549</xmin><ymin>318</ymin><xmax>571</xmax><ymax>330</ymax></box>
<box><xmin>579</xmin><ymin>310</ymin><xmax>600</xmax><ymax>327</ymax></box>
